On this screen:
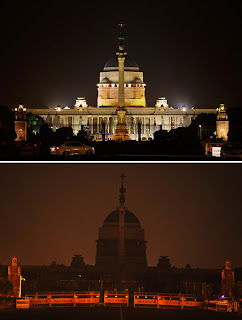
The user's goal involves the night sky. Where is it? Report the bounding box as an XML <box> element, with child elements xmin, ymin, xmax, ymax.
<box><xmin>1</xmin><ymin>164</ymin><xmax>241</xmax><ymax>269</ymax></box>
<box><xmin>0</xmin><ymin>1</ymin><xmax>241</xmax><ymax>109</ymax></box>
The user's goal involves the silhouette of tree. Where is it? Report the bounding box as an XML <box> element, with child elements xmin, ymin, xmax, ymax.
<box><xmin>0</xmin><ymin>278</ymin><xmax>13</xmax><ymax>295</ymax></box>
<box><xmin>0</xmin><ymin>106</ymin><xmax>16</xmax><ymax>143</ymax></box>
<box><xmin>55</xmin><ymin>127</ymin><xmax>73</xmax><ymax>143</ymax></box>
<box><xmin>233</xmin><ymin>281</ymin><xmax>242</xmax><ymax>299</ymax></box>
<box><xmin>227</xmin><ymin>107</ymin><xmax>242</xmax><ymax>142</ymax></box>
<box><xmin>190</xmin><ymin>113</ymin><xmax>216</xmax><ymax>140</ymax></box>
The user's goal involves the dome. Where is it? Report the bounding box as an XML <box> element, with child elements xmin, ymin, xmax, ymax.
<box><xmin>101</xmin><ymin>77</ymin><xmax>112</xmax><ymax>84</ymax></box>
<box><xmin>104</xmin><ymin>56</ymin><xmax>139</xmax><ymax>71</ymax></box>
<box><xmin>104</xmin><ymin>209</ymin><xmax>140</xmax><ymax>225</ymax></box>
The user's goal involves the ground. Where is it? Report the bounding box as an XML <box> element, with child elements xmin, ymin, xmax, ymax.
<box><xmin>0</xmin><ymin>307</ymin><xmax>241</xmax><ymax>320</ymax></box>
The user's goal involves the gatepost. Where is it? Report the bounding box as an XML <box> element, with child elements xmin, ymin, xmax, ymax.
<box><xmin>49</xmin><ymin>294</ymin><xmax>52</xmax><ymax>307</ymax></box>
<box><xmin>181</xmin><ymin>295</ymin><xmax>184</xmax><ymax>309</ymax></box>
<box><xmin>74</xmin><ymin>292</ymin><xmax>76</xmax><ymax>307</ymax></box>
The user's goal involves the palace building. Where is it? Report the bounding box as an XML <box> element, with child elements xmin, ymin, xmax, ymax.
<box><xmin>23</xmin><ymin>28</ymin><xmax>218</xmax><ymax>141</ymax></box>
<box><xmin>95</xmin><ymin>175</ymin><xmax>147</xmax><ymax>277</ymax></box>
<box><xmin>1</xmin><ymin>176</ymin><xmax>239</xmax><ymax>297</ymax></box>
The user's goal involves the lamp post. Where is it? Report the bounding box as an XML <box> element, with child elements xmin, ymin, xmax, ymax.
<box><xmin>199</xmin><ymin>125</ymin><xmax>202</xmax><ymax>141</ymax></box>
<box><xmin>19</xmin><ymin>275</ymin><xmax>26</xmax><ymax>298</ymax></box>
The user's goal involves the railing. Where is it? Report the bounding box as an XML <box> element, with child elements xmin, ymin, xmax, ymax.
<box><xmin>134</xmin><ymin>292</ymin><xmax>205</xmax><ymax>309</ymax></box>
<box><xmin>104</xmin><ymin>291</ymin><xmax>129</xmax><ymax>307</ymax></box>
<box><xmin>25</xmin><ymin>291</ymin><xmax>100</xmax><ymax>307</ymax></box>
<box><xmin>23</xmin><ymin>291</ymin><xmax>239</xmax><ymax>312</ymax></box>
<box><xmin>16</xmin><ymin>298</ymin><xmax>30</xmax><ymax>309</ymax></box>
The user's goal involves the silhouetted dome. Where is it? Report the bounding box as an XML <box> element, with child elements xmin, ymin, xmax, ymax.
<box><xmin>104</xmin><ymin>56</ymin><xmax>139</xmax><ymax>71</ymax></box>
<box><xmin>101</xmin><ymin>77</ymin><xmax>112</xmax><ymax>84</ymax></box>
<box><xmin>104</xmin><ymin>209</ymin><xmax>140</xmax><ymax>225</ymax></box>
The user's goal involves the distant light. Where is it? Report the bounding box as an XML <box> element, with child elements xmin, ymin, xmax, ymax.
<box><xmin>182</xmin><ymin>107</ymin><xmax>187</xmax><ymax>112</ymax></box>
<box><xmin>220</xmin><ymin>295</ymin><xmax>225</xmax><ymax>299</ymax></box>
<box><xmin>199</xmin><ymin>125</ymin><xmax>202</xmax><ymax>128</ymax></box>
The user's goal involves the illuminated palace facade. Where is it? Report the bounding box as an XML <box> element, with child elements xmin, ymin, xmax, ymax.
<box><xmin>26</xmin><ymin>50</ymin><xmax>217</xmax><ymax>141</ymax></box>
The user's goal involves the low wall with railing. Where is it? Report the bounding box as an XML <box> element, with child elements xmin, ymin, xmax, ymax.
<box><xmin>21</xmin><ymin>291</ymin><xmax>239</xmax><ymax>312</ymax></box>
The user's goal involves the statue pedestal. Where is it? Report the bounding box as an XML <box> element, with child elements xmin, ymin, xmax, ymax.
<box><xmin>113</xmin><ymin>109</ymin><xmax>131</xmax><ymax>141</ymax></box>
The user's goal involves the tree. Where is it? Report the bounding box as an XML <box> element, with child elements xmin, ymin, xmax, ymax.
<box><xmin>27</xmin><ymin>113</ymin><xmax>45</xmax><ymax>139</ymax></box>
<box><xmin>0</xmin><ymin>106</ymin><xmax>16</xmax><ymax>143</ymax></box>
<box><xmin>233</xmin><ymin>281</ymin><xmax>242</xmax><ymax>299</ymax></box>
<box><xmin>40</xmin><ymin>123</ymin><xmax>54</xmax><ymax>145</ymax></box>
<box><xmin>50</xmin><ymin>261</ymin><xmax>57</xmax><ymax>268</ymax></box>
<box><xmin>0</xmin><ymin>278</ymin><xmax>13</xmax><ymax>295</ymax></box>
<box><xmin>0</xmin><ymin>128</ymin><xmax>17</xmax><ymax>143</ymax></box>
<box><xmin>227</xmin><ymin>107</ymin><xmax>242</xmax><ymax>142</ymax></box>
<box><xmin>27</xmin><ymin>113</ymin><xmax>38</xmax><ymax>127</ymax></box>
<box><xmin>55</xmin><ymin>127</ymin><xmax>73</xmax><ymax>142</ymax></box>
<box><xmin>190</xmin><ymin>113</ymin><xmax>217</xmax><ymax>140</ymax></box>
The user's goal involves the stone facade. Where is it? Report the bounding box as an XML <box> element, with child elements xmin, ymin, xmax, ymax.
<box><xmin>216</xmin><ymin>104</ymin><xmax>229</xmax><ymax>140</ymax></box>
<box><xmin>96</xmin><ymin>182</ymin><xmax>147</xmax><ymax>276</ymax></box>
<box><xmin>14</xmin><ymin>104</ymin><xmax>27</xmax><ymax>141</ymax></box>
<box><xmin>27</xmin><ymin>106</ymin><xmax>217</xmax><ymax>141</ymax></box>
<box><xmin>19</xmin><ymin>52</ymin><xmax>219</xmax><ymax>140</ymax></box>
<box><xmin>221</xmin><ymin>259</ymin><xmax>235</xmax><ymax>297</ymax></box>
<box><xmin>96</xmin><ymin>209</ymin><xmax>147</xmax><ymax>274</ymax></box>
<box><xmin>97</xmin><ymin>70</ymin><xmax>146</xmax><ymax>108</ymax></box>
<box><xmin>7</xmin><ymin>256</ymin><xmax>21</xmax><ymax>297</ymax></box>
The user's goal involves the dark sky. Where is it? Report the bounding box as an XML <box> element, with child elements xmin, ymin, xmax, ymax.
<box><xmin>0</xmin><ymin>1</ymin><xmax>241</xmax><ymax>109</ymax></box>
<box><xmin>1</xmin><ymin>164</ymin><xmax>242</xmax><ymax>270</ymax></box>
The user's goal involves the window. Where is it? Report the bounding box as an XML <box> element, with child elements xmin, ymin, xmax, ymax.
<box><xmin>146</xmin><ymin>118</ymin><xmax>150</xmax><ymax>133</ymax></box>
<box><xmin>93</xmin><ymin>118</ymin><xmax>97</xmax><ymax>133</ymax></box>
<box><xmin>68</xmin><ymin>117</ymin><xmax>72</xmax><ymax>127</ymax></box>
<box><xmin>130</xmin><ymin>117</ymin><xmax>134</xmax><ymax>134</ymax></box>
<box><xmin>109</xmin><ymin>117</ymin><xmax>113</xmax><ymax>134</ymax></box>
<box><xmin>171</xmin><ymin>117</ymin><xmax>175</xmax><ymax>129</ymax></box>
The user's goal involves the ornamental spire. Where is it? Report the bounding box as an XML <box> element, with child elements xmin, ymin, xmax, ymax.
<box><xmin>118</xmin><ymin>23</ymin><xmax>125</xmax><ymax>53</ymax></box>
<box><xmin>119</xmin><ymin>173</ymin><xmax>127</xmax><ymax>206</ymax></box>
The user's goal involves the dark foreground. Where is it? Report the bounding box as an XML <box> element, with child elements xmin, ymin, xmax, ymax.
<box><xmin>0</xmin><ymin>307</ymin><xmax>241</xmax><ymax>320</ymax></box>
<box><xmin>0</xmin><ymin>154</ymin><xmax>234</xmax><ymax>162</ymax></box>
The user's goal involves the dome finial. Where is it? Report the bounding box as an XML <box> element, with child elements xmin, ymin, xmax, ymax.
<box><xmin>119</xmin><ymin>173</ymin><xmax>127</xmax><ymax>206</ymax></box>
<box><xmin>118</xmin><ymin>23</ymin><xmax>125</xmax><ymax>53</ymax></box>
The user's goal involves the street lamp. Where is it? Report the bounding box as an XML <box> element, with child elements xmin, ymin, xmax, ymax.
<box><xmin>199</xmin><ymin>125</ymin><xmax>202</xmax><ymax>141</ymax></box>
<box><xmin>19</xmin><ymin>275</ymin><xmax>26</xmax><ymax>298</ymax></box>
